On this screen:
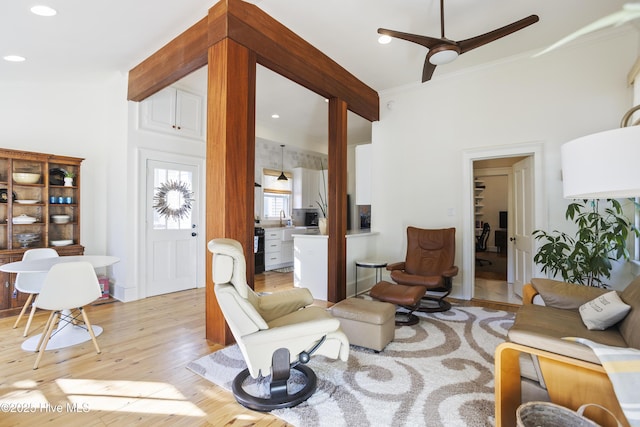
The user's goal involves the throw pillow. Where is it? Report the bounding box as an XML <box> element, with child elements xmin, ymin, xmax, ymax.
<box><xmin>579</xmin><ymin>291</ymin><xmax>631</xmax><ymax>331</ymax></box>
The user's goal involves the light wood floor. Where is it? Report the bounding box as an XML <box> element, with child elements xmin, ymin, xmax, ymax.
<box><xmin>0</xmin><ymin>284</ymin><xmax>289</xmax><ymax>426</ymax></box>
<box><xmin>0</xmin><ymin>271</ymin><xmax>515</xmax><ymax>426</ymax></box>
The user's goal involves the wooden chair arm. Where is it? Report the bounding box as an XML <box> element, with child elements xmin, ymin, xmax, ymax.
<box><xmin>495</xmin><ymin>342</ymin><xmax>628</xmax><ymax>427</ymax></box>
<box><xmin>522</xmin><ymin>283</ymin><xmax>538</xmax><ymax>305</ymax></box>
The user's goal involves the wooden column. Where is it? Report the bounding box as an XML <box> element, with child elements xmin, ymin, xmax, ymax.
<box><xmin>205</xmin><ymin>38</ymin><xmax>256</xmax><ymax>344</ymax></box>
<box><xmin>327</xmin><ymin>98</ymin><xmax>348</xmax><ymax>303</ymax></box>
<box><xmin>127</xmin><ymin>0</ymin><xmax>379</xmax><ymax>345</ymax></box>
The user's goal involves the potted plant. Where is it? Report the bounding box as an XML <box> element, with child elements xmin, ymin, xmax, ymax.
<box><xmin>63</xmin><ymin>171</ymin><xmax>75</xmax><ymax>187</ymax></box>
<box><xmin>533</xmin><ymin>199</ymin><xmax>638</xmax><ymax>288</ymax></box>
<box><xmin>317</xmin><ymin>160</ymin><xmax>328</xmax><ymax>234</ymax></box>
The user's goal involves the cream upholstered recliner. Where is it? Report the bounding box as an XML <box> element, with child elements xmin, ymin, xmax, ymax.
<box><xmin>208</xmin><ymin>238</ymin><xmax>349</xmax><ymax>412</ymax></box>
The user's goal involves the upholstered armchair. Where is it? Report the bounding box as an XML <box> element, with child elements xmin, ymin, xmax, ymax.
<box><xmin>495</xmin><ymin>277</ymin><xmax>640</xmax><ymax>427</ymax></box>
<box><xmin>387</xmin><ymin>227</ymin><xmax>458</xmax><ymax>312</ymax></box>
<box><xmin>208</xmin><ymin>238</ymin><xmax>349</xmax><ymax>411</ymax></box>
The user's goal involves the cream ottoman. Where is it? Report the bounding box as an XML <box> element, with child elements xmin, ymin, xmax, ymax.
<box><xmin>329</xmin><ymin>298</ymin><xmax>395</xmax><ymax>352</ymax></box>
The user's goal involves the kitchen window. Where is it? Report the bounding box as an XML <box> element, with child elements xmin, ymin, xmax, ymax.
<box><xmin>263</xmin><ymin>169</ymin><xmax>292</xmax><ymax>219</ymax></box>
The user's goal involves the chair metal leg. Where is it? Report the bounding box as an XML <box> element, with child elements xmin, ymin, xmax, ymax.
<box><xmin>80</xmin><ymin>307</ymin><xmax>101</xmax><ymax>354</ymax></box>
<box><xmin>34</xmin><ymin>311</ymin><xmax>59</xmax><ymax>370</ymax></box>
<box><xmin>12</xmin><ymin>293</ymin><xmax>33</xmax><ymax>329</ymax></box>
<box><xmin>232</xmin><ymin>347</ymin><xmax>318</xmax><ymax>412</ymax></box>
<box><xmin>394</xmin><ymin>308</ymin><xmax>420</xmax><ymax>326</ymax></box>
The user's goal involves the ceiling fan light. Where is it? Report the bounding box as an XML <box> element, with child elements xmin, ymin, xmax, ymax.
<box><xmin>429</xmin><ymin>49</ymin><xmax>459</xmax><ymax>65</ymax></box>
<box><xmin>378</xmin><ymin>35</ymin><xmax>392</xmax><ymax>44</ymax></box>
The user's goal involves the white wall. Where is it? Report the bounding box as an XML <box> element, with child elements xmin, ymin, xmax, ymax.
<box><xmin>372</xmin><ymin>29</ymin><xmax>639</xmax><ymax>296</ymax></box>
<box><xmin>0</xmin><ymin>75</ymin><xmax>128</xmax><ymax>270</ymax></box>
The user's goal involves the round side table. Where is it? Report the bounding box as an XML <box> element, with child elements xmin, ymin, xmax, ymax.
<box><xmin>354</xmin><ymin>260</ymin><xmax>387</xmax><ymax>296</ymax></box>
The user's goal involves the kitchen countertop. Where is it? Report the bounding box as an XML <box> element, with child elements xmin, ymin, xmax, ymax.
<box><xmin>293</xmin><ymin>229</ymin><xmax>378</xmax><ymax>239</ymax></box>
<box><xmin>256</xmin><ymin>225</ymin><xmax>318</xmax><ymax>229</ymax></box>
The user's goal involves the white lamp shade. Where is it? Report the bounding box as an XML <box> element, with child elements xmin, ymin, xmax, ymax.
<box><xmin>561</xmin><ymin>126</ymin><xmax>640</xmax><ymax>199</ymax></box>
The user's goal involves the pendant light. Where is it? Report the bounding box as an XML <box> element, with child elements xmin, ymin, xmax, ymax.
<box><xmin>277</xmin><ymin>144</ymin><xmax>288</xmax><ymax>181</ymax></box>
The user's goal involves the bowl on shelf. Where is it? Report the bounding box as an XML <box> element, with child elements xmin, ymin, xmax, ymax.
<box><xmin>50</xmin><ymin>239</ymin><xmax>73</xmax><ymax>247</ymax></box>
<box><xmin>51</xmin><ymin>214</ymin><xmax>71</xmax><ymax>224</ymax></box>
<box><xmin>16</xmin><ymin>232</ymin><xmax>40</xmax><ymax>248</ymax></box>
<box><xmin>12</xmin><ymin>214</ymin><xmax>37</xmax><ymax>224</ymax></box>
<box><xmin>16</xmin><ymin>199</ymin><xmax>40</xmax><ymax>204</ymax></box>
<box><xmin>13</xmin><ymin>172</ymin><xmax>41</xmax><ymax>184</ymax></box>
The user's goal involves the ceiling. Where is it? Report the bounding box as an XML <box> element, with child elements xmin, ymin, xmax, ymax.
<box><xmin>1</xmin><ymin>0</ymin><xmax>634</xmax><ymax>150</ymax></box>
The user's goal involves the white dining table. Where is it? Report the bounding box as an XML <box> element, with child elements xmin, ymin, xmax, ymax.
<box><xmin>0</xmin><ymin>255</ymin><xmax>119</xmax><ymax>351</ymax></box>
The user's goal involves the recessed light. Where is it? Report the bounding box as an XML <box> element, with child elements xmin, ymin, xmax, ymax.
<box><xmin>271</xmin><ymin>114</ymin><xmax>280</xmax><ymax>119</ymax></box>
<box><xmin>30</xmin><ymin>5</ymin><xmax>57</xmax><ymax>17</ymax></box>
<box><xmin>378</xmin><ymin>35</ymin><xmax>392</xmax><ymax>44</ymax></box>
<box><xmin>3</xmin><ymin>55</ymin><xmax>26</xmax><ymax>62</ymax></box>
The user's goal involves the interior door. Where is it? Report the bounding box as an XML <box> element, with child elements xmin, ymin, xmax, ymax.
<box><xmin>146</xmin><ymin>159</ymin><xmax>199</xmax><ymax>297</ymax></box>
<box><xmin>512</xmin><ymin>156</ymin><xmax>534</xmax><ymax>296</ymax></box>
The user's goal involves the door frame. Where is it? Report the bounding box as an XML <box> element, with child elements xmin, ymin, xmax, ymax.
<box><xmin>461</xmin><ymin>142</ymin><xmax>546</xmax><ymax>300</ymax></box>
<box><xmin>138</xmin><ymin>148</ymin><xmax>206</xmax><ymax>299</ymax></box>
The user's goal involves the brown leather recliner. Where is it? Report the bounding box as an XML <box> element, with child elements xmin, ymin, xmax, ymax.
<box><xmin>386</xmin><ymin>226</ymin><xmax>459</xmax><ymax>312</ymax></box>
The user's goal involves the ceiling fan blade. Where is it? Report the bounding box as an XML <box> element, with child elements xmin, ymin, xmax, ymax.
<box><xmin>534</xmin><ymin>6</ymin><xmax>640</xmax><ymax>57</ymax></box>
<box><xmin>378</xmin><ymin>28</ymin><xmax>446</xmax><ymax>49</ymax></box>
<box><xmin>422</xmin><ymin>57</ymin><xmax>437</xmax><ymax>82</ymax></box>
<box><xmin>457</xmin><ymin>15</ymin><xmax>539</xmax><ymax>53</ymax></box>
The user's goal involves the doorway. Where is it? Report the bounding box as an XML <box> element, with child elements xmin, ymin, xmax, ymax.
<box><xmin>461</xmin><ymin>143</ymin><xmax>545</xmax><ymax>304</ymax></box>
<box><xmin>473</xmin><ymin>161</ymin><xmax>517</xmax><ymax>304</ymax></box>
<box><xmin>141</xmin><ymin>151</ymin><xmax>205</xmax><ymax>297</ymax></box>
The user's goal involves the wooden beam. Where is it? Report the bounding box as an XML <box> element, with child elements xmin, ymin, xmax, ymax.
<box><xmin>326</xmin><ymin>98</ymin><xmax>348</xmax><ymax>303</ymax></box>
<box><xmin>205</xmin><ymin>37</ymin><xmax>256</xmax><ymax>344</ymax></box>
<box><xmin>128</xmin><ymin>0</ymin><xmax>378</xmax><ymax>123</ymax></box>
<box><xmin>128</xmin><ymin>17</ymin><xmax>209</xmax><ymax>102</ymax></box>
<box><xmin>220</xmin><ymin>0</ymin><xmax>379</xmax><ymax>122</ymax></box>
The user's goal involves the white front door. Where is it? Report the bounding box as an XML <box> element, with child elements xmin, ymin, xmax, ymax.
<box><xmin>512</xmin><ymin>156</ymin><xmax>534</xmax><ymax>296</ymax></box>
<box><xmin>146</xmin><ymin>159</ymin><xmax>200</xmax><ymax>297</ymax></box>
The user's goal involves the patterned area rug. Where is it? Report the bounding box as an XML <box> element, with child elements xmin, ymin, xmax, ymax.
<box><xmin>187</xmin><ymin>306</ymin><xmax>514</xmax><ymax>427</ymax></box>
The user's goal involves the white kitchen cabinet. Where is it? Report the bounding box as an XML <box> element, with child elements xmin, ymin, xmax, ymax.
<box><xmin>293</xmin><ymin>167</ymin><xmax>320</xmax><ymax>209</ymax></box>
<box><xmin>264</xmin><ymin>228</ymin><xmax>294</xmax><ymax>270</ymax></box>
<box><xmin>265</xmin><ymin>229</ymin><xmax>282</xmax><ymax>269</ymax></box>
<box><xmin>281</xmin><ymin>241</ymin><xmax>294</xmax><ymax>264</ymax></box>
<box><xmin>139</xmin><ymin>87</ymin><xmax>204</xmax><ymax>140</ymax></box>
<box><xmin>355</xmin><ymin>144</ymin><xmax>372</xmax><ymax>205</ymax></box>
<box><xmin>293</xmin><ymin>231</ymin><xmax>379</xmax><ymax>300</ymax></box>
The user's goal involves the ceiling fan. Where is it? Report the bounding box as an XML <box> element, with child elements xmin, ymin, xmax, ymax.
<box><xmin>378</xmin><ymin>0</ymin><xmax>539</xmax><ymax>82</ymax></box>
<box><xmin>535</xmin><ymin>2</ymin><xmax>640</xmax><ymax>57</ymax></box>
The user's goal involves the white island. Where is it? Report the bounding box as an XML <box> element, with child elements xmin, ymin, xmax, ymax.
<box><xmin>293</xmin><ymin>230</ymin><xmax>380</xmax><ymax>300</ymax></box>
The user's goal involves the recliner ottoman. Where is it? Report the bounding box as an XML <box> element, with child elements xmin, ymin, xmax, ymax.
<box><xmin>329</xmin><ymin>298</ymin><xmax>395</xmax><ymax>352</ymax></box>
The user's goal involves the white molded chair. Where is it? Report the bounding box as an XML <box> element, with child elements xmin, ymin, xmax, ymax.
<box><xmin>208</xmin><ymin>238</ymin><xmax>349</xmax><ymax>411</ymax></box>
<box><xmin>32</xmin><ymin>261</ymin><xmax>102</xmax><ymax>369</ymax></box>
<box><xmin>12</xmin><ymin>248</ymin><xmax>59</xmax><ymax>336</ymax></box>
